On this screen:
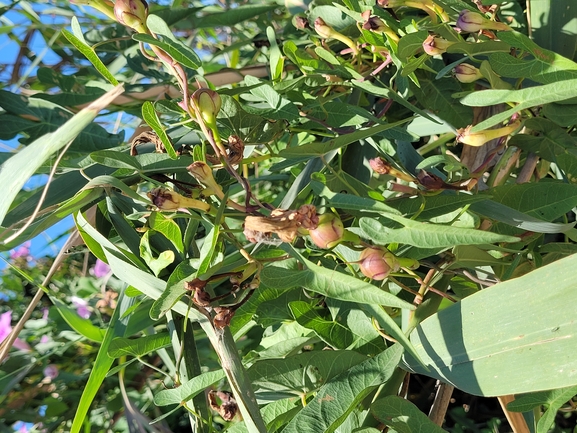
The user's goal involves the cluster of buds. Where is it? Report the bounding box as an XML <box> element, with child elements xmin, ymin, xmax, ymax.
<box><xmin>453</xmin><ymin>63</ymin><xmax>484</xmax><ymax>83</ymax></box>
<box><xmin>456</xmin><ymin>9</ymin><xmax>511</xmax><ymax>33</ymax></box>
<box><xmin>422</xmin><ymin>35</ymin><xmax>455</xmax><ymax>56</ymax></box>
<box><xmin>114</xmin><ymin>0</ymin><xmax>149</xmax><ymax>33</ymax></box>
<box><xmin>147</xmin><ymin>187</ymin><xmax>210</xmax><ymax>212</ymax></box>
<box><xmin>359</xmin><ymin>247</ymin><xmax>419</xmax><ymax>280</ymax></box>
<box><xmin>314</xmin><ymin>17</ymin><xmax>359</xmax><ymax>55</ymax></box>
<box><xmin>456</xmin><ymin>120</ymin><xmax>521</xmax><ymax>147</ymax></box>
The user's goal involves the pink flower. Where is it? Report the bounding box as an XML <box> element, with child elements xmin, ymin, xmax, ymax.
<box><xmin>71</xmin><ymin>297</ymin><xmax>91</xmax><ymax>319</ymax></box>
<box><xmin>9</xmin><ymin>241</ymin><xmax>31</xmax><ymax>260</ymax></box>
<box><xmin>92</xmin><ymin>259</ymin><xmax>111</xmax><ymax>279</ymax></box>
<box><xmin>0</xmin><ymin>311</ymin><xmax>31</xmax><ymax>351</ymax></box>
<box><xmin>43</xmin><ymin>364</ymin><xmax>59</xmax><ymax>380</ymax></box>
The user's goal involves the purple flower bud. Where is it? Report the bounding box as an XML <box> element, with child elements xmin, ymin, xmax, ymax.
<box><xmin>456</xmin><ymin>9</ymin><xmax>511</xmax><ymax>33</ymax></box>
<box><xmin>422</xmin><ymin>35</ymin><xmax>454</xmax><ymax>56</ymax></box>
<box><xmin>359</xmin><ymin>247</ymin><xmax>396</xmax><ymax>280</ymax></box>
<box><xmin>71</xmin><ymin>296</ymin><xmax>91</xmax><ymax>319</ymax></box>
<box><xmin>43</xmin><ymin>364</ymin><xmax>59</xmax><ymax>380</ymax></box>
<box><xmin>453</xmin><ymin>63</ymin><xmax>483</xmax><ymax>83</ymax></box>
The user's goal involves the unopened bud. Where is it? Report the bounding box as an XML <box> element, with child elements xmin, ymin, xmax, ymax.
<box><xmin>454</xmin><ymin>63</ymin><xmax>483</xmax><ymax>83</ymax></box>
<box><xmin>456</xmin><ymin>120</ymin><xmax>521</xmax><ymax>147</ymax></box>
<box><xmin>359</xmin><ymin>247</ymin><xmax>397</xmax><ymax>281</ymax></box>
<box><xmin>361</xmin><ymin>11</ymin><xmax>400</xmax><ymax>42</ymax></box>
<box><xmin>314</xmin><ymin>17</ymin><xmax>358</xmax><ymax>54</ymax></box>
<box><xmin>294</xmin><ymin>15</ymin><xmax>311</xmax><ymax>30</ymax></box>
<box><xmin>456</xmin><ymin>9</ymin><xmax>511</xmax><ymax>33</ymax></box>
<box><xmin>187</xmin><ymin>161</ymin><xmax>224</xmax><ymax>198</ymax></box>
<box><xmin>147</xmin><ymin>187</ymin><xmax>211</xmax><ymax>212</ymax></box>
<box><xmin>422</xmin><ymin>35</ymin><xmax>454</xmax><ymax>56</ymax></box>
<box><xmin>191</xmin><ymin>89</ymin><xmax>222</xmax><ymax>126</ymax></box>
<box><xmin>114</xmin><ymin>0</ymin><xmax>148</xmax><ymax>32</ymax></box>
<box><xmin>308</xmin><ymin>213</ymin><xmax>345</xmax><ymax>249</ymax></box>
<box><xmin>369</xmin><ymin>157</ymin><xmax>415</xmax><ymax>182</ymax></box>
<box><xmin>378</xmin><ymin>0</ymin><xmax>449</xmax><ymax>23</ymax></box>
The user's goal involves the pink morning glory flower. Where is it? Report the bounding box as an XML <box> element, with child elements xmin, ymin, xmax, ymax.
<box><xmin>0</xmin><ymin>311</ymin><xmax>31</xmax><ymax>351</ymax></box>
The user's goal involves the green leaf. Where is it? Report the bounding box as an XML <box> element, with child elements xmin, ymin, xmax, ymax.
<box><xmin>150</xmin><ymin>261</ymin><xmax>196</xmax><ymax>320</ymax></box>
<box><xmin>148</xmin><ymin>212</ymin><xmax>184</xmax><ymax>253</ymax></box>
<box><xmin>398</xmin><ymin>31</ymin><xmax>428</xmax><ymax>60</ymax></box>
<box><xmin>62</xmin><ymin>29</ymin><xmax>119</xmax><ymax>85</ymax></box>
<box><xmin>154</xmin><ymin>370</ymin><xmax>226</xmax><ymax>406</ymax></box>
<box><xmin>279</xmin><ymin>119</ymin><xmax>413</xmax><ymax>158</ymax></box>
<box><xmin>248</xmin><ymin>350</ymin><xmax>368</xmax><ymax>398</ymax></box>
<box><xmin>384</xmin><ymin>193</ymin><xmax>486</xmax><ymax>221</ymax></box>
<box><xmin>446</xmin><ymin>40</ymin><xmax>511</xmax><ymax>56</ymax></box>
<box><xmin>192</xmin><ymin>4</ymin><xmax>278</xmax><ymax>28</ymax></box>
<box><xmin>289</xmin><ymin>301</ymin><xmax>355</xmax><ymax>350</ymax></box>
<box><xmin>0</xmin><ymin>86</ymin><xmax>123</xmax><ymax>228</ymax></box>
<box><xmin>0</xmin><ymin>90</ymin><xmax>124</xmax><ymax>149</ymax></box>
<box><xmin>359</xmin><ymin>215</ymin><xmax>519</xmax><ymax>249</ymax></box>
<box><xmin>371</xmin><ymin>396</ymin><xmax>448</xmax><ymax>433</ymax></box>
<box><xmin>141</xmin><ymin>101</ymin><xmax>178</xmax><ymax>159</ymax></box>
<box><xmin>282</xmin><ymin>344</ymin><xmax>403</xmax><ymax>433</ymax></box>
<box><xmin>489</xmin><ymin>31</ymin><xmax>577</xmax><ymax>84</ymax></box>
<box><xmin>70</xmin><ymin>292</ymin><xmax>133</xmax><ymax>433</ymax></box>
<box><xmin>403</xmin><ymin>253</ymin><xmax>577</xmax><ymax>396</ymax></box>
<box><xmin>132</xmin><ymin>33</ymin><xmax>201</xmax><ymax>70</ymax></box>
<box><xmin>460</xmin><ymin>78</ymin><xmax>577</xmax><ymax>131</ymax></box>
<box><xmin>90</xmin><ymin>150</ymin><xmax>143</xmax><ymax>170</ymax></box>
<box><xmin>51</xmin><ymin>298</ymin><xmax>105</xmax><ymax>342</ymax></box>
<box><xmin>108</xmin><ymin>333</ymin><xmax>171</xmax><ymax>358</ymax></box>
<box><xmin>411</xmin><ymin>76</ymin><xmax>473</xmax><ymax>128</ymax></box>
<box><xmin>260</xmin><ymin>257</ymin><xmax>416</xmax><ymax>310</ymax></box>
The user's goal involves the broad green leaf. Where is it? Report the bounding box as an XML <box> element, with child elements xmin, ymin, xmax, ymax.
<box><xmin>403</xmin><ymin>253</ymin><xmax>577</xmax><ymax>396</ymax></box>
<box><xmin>0</xmin><ymin>90</ymin><xmax>124</xmax><ymax>149</ymax></box>
<box><xmin>0</xmin><ymin>85</ymin><xmax>123</xmax><ymax>228</ymax></box>
<box><xmin>90</xmin><ymin>150</ymin><xmax>142</xmax><ymax>170</ymax></box>
<box><xmin>379</xmin><ymin>193</ymin><xmax>485</xmax><ymax>221</ymax></box>
<box><xmin>460</xmin><ymin>78</ymin><xmax>577</xmax><ymax>131</ymax></box>
<box><xmin>398</xmin><ymin>31</ymin><xmax>428</xmax><ymax>60</ymax></box>
<box><xmin>446</xmin><ymin>40</ymin><xmax>510</xmax><ymax>56</ymax></box>
<box><xmin>154</xmin><ymin>370</ymin><xmax>226</xmax><ymax>406</ymax></box>
<box><xmin>150</xmin><ymin>261</ymin><xmax>196</xmax><ymax>320</ymax></box>
<box><xmin>310</xmin><ymin>179</ymin><xmax>400</xmax><ymax>215</ymax></box>
<box><xmin>411</xmin><ymin>76</ymin><xmax>473</xmax><ymax>128</ymax></box>
<box><xmin>254</xmin><ymin>321</ymin><xmax>316</xmax><ymax>359</ymax></box>
<box><xmin>51</xmin><ymin>298</ymin><xmax>105</xmax><ymax>342</ymax></box>
<box><xmin>289</xmin><ymin>301</ymin><xmax>355</xmax><ymax>350</ymax></box>
<box><xmin>359</xmin><ymin>216</ymin><xmax>519</xmax><ymax>249</ymax></box>
<box><xmin>148</xmin><ymin>212</ymin><xmax>184</xmax><ymax>253</ymax></box>
<box><xmin>260</xmin><ymin>258</ymin><xmax>416</xmax><ymax>310</ymax></box>
<box><xmin>282</xmin><ymin>344</ymin><xmax>403</xmax><ymax>433</ymax></box>
<box><xmin>542</xmin><ymin>102</ymin><xmax>577</xmax><ymax>127</ymax></box>
<box><xmin>507</xmin><ymin>384</ymin><xmax>577</xmax><ymax>433</ymax></box>
<box><xmin>132</xmin><ymin>33</ymin><xmax>201</xmax><ymax>70</ymax></box>
<box><xmin>140</xmin><ymin>231</ymin><xmax>175</xmax><ymax>276</ymax></box>
<box><xmin>192</xmin><ymin>4</ymin><xmax>278</xmax><ymax>28</ymax></box>
<box><xmin>351</xmin><ymin>80</ymin><xmax>438</xmax><ymax>122</ymax></box>
<box><xmin>62</xmin><ymin>29</ymin><xmax>119</xmax><ymax>85</ymax></box>
<box><xmin>279</xmin><ymin>119</ymin><xmax>413</xmax><ymax>158</ymax></box>
<box><xmin>371</xmin><ymin>396</ymin><xmax>448</xmax><ymax>433</ymax></box>
<box><xmin>469</xmin><ymin>200</ymin><xmax>575</xmax><ymax>234</ymax></box>
<box><xmin>489</xmin><ymin>31</ymin><xmax>577</xmax><ymax>84</ymax></box>
<box><xmin>476</xmin><ymin>182</ymin><xmax>577</xmax><ymax>234</ymax></box>
<box><xmin>244</xmin><ymin>76</ymin><xmax>299</xmax><ymax>122</ymax></box>
<box><xmin>70</xmin><ymin>292</ymin><xmax>133</xmax><ymax>433</ymax></box>
<box><xmin>141</xmin><ymin>101</ymin><xmax>178</xmax><ymax>159</ymax></box>
<box><xmin>108</xmin><ymin>333</ymin><xmax>171</xmax><ymax>358</ymax></box>
<box><xmin>248</xmin><ymin>350</ymin><xmax>368</xmax><ymax>398</ymax></box>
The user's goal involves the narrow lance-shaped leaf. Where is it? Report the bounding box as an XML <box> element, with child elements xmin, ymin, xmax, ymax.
<box><xmin>0</xmin><ymin>85</ymin><xmax>123</xmax><ymax>229</ymax></box>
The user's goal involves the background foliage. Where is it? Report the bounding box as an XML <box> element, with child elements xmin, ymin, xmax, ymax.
<box><xmin>1</xmin><ymin>0</ymin><xmax>577</xmax><ymax>432</ymax></box>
